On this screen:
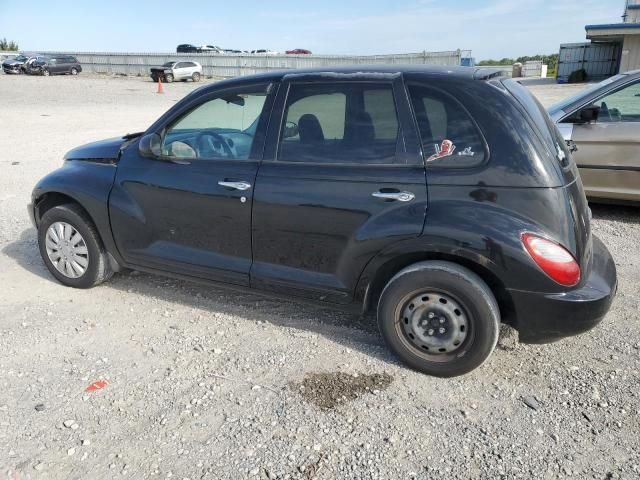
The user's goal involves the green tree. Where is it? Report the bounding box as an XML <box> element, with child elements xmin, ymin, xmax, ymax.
<box><xmin>0</xmin><ymin>38</ymin><xmax>19</xmax><ymax>51</ymax></box>
<box><xmin>477</xmin><ymin>58</ymin><xmax>514</xmax><ymax>66</ymax></box>
<box><xmin>478</xmin><ymin>53</ymin><xmax>558</xmax><ymax>69</ymax></box>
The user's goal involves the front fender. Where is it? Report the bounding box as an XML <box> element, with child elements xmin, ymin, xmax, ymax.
<box><xmin>31</xmin><ymin>160</ymin><xmax>121</xmax><ymax>262</ymax></box>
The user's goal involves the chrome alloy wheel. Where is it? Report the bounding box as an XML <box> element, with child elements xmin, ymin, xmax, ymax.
<box><xmin>45</xmin><ymin>222</ymin><xmax>89</xmax><ymax>278</ymax></box>
<box><xmin>398</xmin><ymin>291</ymin><xmax>469</xmax><ymax>357</ymax></box>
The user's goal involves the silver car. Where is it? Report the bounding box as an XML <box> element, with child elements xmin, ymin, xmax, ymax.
<box><xmin>150</xmin><ymin>61</ymin><xmax>202</xmax><ymax>83</ymax></box>
<box><xmin>549</xmin><ymin>70</ymin><xmax>640</xmax><ymax>204</ymax></box>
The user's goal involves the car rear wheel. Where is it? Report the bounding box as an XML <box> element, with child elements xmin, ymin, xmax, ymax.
<box><xmin>38</xmin><ymin>204</ymin><xmax>113</xmax><ymax>289</ymax></box>
<box><xmin>377</xmin><ymin>261</ymin><xmax>500</xmax><ymax>377</ymax></box>
<box><xmin>164</xmin><ymin>73</ymin><xmax>174</xmax><ymax>83</ymax></box>
<box><xmin>70</xmin><ymin>67</ymin><xmax>78</xmax><ymax>75</ymax></box>
<box><xmin>192</xmin><ymin>72</ymin><xmax>201</xmax><ymax>82</ymax></box>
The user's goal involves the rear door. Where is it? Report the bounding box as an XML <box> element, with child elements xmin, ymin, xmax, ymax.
<box><xmin>569</xmin><ymin>79</ymin><xmax>640</xmax><ymax>202</ymax></box>
<box><xmin>251</xmin><ymin>76</ymin><xmax>427</xmax><ymax>304</ymax></box>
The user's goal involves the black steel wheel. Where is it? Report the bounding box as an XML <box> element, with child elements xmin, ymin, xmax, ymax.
<box><xmin>377</xmin><ymin>261</ymin><xmax>500</xmax><ymax>377</ymax></box>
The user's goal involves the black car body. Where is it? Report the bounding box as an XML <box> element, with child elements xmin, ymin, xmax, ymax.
<box><xmin>2</xmin><ymin>53</ymin><xmax>29</xmax><ymax>74</ymax></box>
<box><xmin>177</xmin><ymin>44</ymin><xmax>200</xmax><ymax>53</ymax></box>
<box><xmin>28</xmin><ymin>66</ymin><xmax>617</xmax><ymax>377</ymax></box>
<box><xmin>29</xmin><ymin>55</ymin><xmax>82</xmax><ymax>76</ymax></box>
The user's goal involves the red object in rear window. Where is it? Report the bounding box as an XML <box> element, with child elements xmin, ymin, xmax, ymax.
<box><xmin>522</xmin><ymin>233</ymin><xmax>580</xmax><ymax>287</ymax></box>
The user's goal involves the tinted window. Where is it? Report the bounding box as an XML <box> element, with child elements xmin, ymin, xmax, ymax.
<box><xmin>162</xmin><ymin>89</ymin><xmax>268</xmax><ymax>160</ymax></box>
<box><xmin>278</xmin><ymin>83</ymin><xmax>400</xmax><ymax>164</ymax></box>
<box><xmin>593</xmin><ymin>81</ymin><xmax>640</xmax><ymax>122</ymax></box>
<box><xmin>408</xmin><ymin>84</ymin><xmax>485</xmax><ymax>168</ymax></box>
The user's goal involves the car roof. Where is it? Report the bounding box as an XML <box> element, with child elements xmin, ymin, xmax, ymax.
<box><xmin>198</xmin><ymin>65</ymin><xmax>500</xmax><ymax>92</ymax></box>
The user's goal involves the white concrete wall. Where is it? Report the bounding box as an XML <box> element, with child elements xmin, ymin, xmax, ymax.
<box><xmin>620</xmin><ymin>34</ymin><xmax>640</xmax><ymax>72</ymax></box>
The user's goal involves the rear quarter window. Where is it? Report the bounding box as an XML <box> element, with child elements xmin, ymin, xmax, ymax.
<box><xmin>408</xmin><ymin>84</ymin><xmax>486</xmax><ymax>168</ymax></box>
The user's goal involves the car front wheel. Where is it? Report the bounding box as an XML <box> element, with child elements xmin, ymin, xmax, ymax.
<box><xmin>42</xmin><ymin>69</ymin><xmax>50</xmax><ymax>76</ymax></box>
<box><xmin>38</xmin><ymin>204</ymin><xmax>113</xmax><ymax>288</ymax></box>
<box><xmin>164</xmin><ymin>73</ymin><xmax>174</xmax><ymax>83</ymax></box>
<box><xmin>377</xmin><ymin>261</ymin><xmax>500</xmax><ymax>377</ymax></box>
<box><xmin>70</xmin><ymin>67</ymin><xmax>78</xmax><ymax>75</ymax></box>
<box><xmin>192</xmin><ymin>72</ymin><xmax>201</xmax><ymax>82</ymax></box>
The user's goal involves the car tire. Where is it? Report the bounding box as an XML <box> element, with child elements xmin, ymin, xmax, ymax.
<box><xmin>377</xmin><ymin>261</ymin><xmax>500</xmax><ymax>377</ymax></box>
<box><xmin>38</xmin><ymin>204</ymin><xmax>113</xmax><ymax>289</ymax></box>
<box><xmin>42</xmin><ymin>69</ymin><xmax>50</xmax><ymax>76</ymax></box>
<box><xmin>164</xmin><ymin>73</ymin><xmax>174</xmax><ymax>83</ymax></box>
<box><xmin>192</xmin><ymin>72</ymin><xmax>201</xmax><ymax>82</ymax></box>
<box><xmin>70</xmin><ymin>67</ymin><xmax>78</xmax><ymax>75</ymax></box>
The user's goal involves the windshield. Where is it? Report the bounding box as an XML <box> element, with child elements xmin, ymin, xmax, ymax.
<box><xmin>15</xmin><ymin>55</ymin><xmax>28</xmax><ymax>62</ymax></box>
<box><xmin>548</xmin><ymin>74</ymin><xmax>627</xmax><ymax>114</ymax></box>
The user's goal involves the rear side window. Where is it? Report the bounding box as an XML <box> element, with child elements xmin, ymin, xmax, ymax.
<box><xmin>408</xmin><ymin>85</ymin><xmax>485</xmax><ymax>168</ymax></box>
<box><xmin>278</xmin><ymin>83</ymin><xmax>400</xmax><ymax>164</ymax></box>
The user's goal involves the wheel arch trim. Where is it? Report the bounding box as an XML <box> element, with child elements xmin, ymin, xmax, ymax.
<box><xmin>355</xmin><ymin>239</ymin><xmax>516</xmax><ymax>326</ymax></box>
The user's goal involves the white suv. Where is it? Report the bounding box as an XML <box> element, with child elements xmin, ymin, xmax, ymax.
<box><xmin>150</xmin><ymin>61</ymin><xmax>203</xmax><ymax>83</ymax></box>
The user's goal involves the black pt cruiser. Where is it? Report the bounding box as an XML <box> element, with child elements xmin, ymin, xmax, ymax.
<box><xmin>29</xmin><ymin>66</ymin><xmax>617</xmax><ymax>377</ymax></box>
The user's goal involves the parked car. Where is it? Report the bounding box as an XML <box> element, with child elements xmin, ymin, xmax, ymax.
<box><xmin>29</xmin><ymin>55</ymin><xmax>82</xmax><ymax>76</ymax></box>
<box><xmin>176</xmin><ymin>44</ymin><xmax>199</xmax><ymax>53</ymax></box>
<box><xmin>251</xmin><ymin>49</ymin><xmax>279</xmax><ymax>55</ymax></box>
<box><xmin>286</xmin><ymin>49</ymin><xmax>312</xmax><ymax>55</ymax></box>
<box><xmin>199</xmin><ymin>45</ymin><xmax>224</xmax><ymax>54</ymax></box>
<box><xmin>549</xmin><ymin>69</ymin><xmax>640</xmax><ymax>204</ymax></box>
<box><xmin>150</xmin><ymin>61</ymin><xmax>202</xmax><ymax>83</ymax></box>
<box><xmin>29</xmin><ymin>66</ymin><xmax>617</xmax><ymax>377</ymax></box>
<box><xmin>2</xmin><ymin>53</ymin><xmax>30</xmax><ymax>74</ymax></box>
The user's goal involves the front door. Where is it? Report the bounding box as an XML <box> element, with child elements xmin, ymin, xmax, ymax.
<box><xmin>571</xmin><ymin>79</ymin><xmax>640</xmax><ymax>201</ymax></box>
<box><xmin>251</xmin><ymin>77</ymin><xmax>427</xmax><ymax>303</ymax></box>
<box><xmin>109</xmin><ymin>83</ymin><xmax>275</xmax><ymax>285</ymax></box>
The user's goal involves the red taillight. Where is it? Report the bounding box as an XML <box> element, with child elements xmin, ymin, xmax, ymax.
<box><xmin>522</xmin><ymin>233</ymin><xmax>580</xmax><ymax>287</ymax></box>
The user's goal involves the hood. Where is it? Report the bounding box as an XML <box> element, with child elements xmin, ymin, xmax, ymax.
<box><xmin>3</xmin><ymin>59</ymin><xmax>23</xmax><ymax>66</ymax></box>
<box><xmin>64</xmin><ymin>137</ymin><xmax>126</xmax><ymax>162</ymax></box>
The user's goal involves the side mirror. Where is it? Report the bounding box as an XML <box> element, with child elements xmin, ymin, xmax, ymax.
<box><xmin>283</xmin><ymin>121</ymin><xmax>299</xmax><ymax>139</ymax></box>
<box><xmin>574</xmin><ymin>105</ymin><xmax>600</xmax><ymax>124</ymax></box>
<box><xmin>138</xmin><ymin>132</ymin><xmax>162</xmax><ymax>158</ymax></box>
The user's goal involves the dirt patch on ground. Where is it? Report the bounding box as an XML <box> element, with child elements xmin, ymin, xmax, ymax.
<box><xmin>291</xmin><ymin>372</ymin><xmax>393</xmax><ymax>410</ymax></box>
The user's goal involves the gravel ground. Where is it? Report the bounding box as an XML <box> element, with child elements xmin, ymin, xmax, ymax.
<box><xmin>0</xmin><ymin>74</ymin><xmax>639</xmax><ymax>480</ymax></box>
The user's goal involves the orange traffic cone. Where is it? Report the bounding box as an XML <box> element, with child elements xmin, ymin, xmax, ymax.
<box><xmin>156</xmin><ymin>76</ymin><xmax>164</xmax><ymax>94</ymax></box>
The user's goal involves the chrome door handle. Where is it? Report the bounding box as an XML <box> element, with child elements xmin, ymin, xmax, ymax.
<box><xmin>218</xmin><ymin>180</ymin><xmax>252</xmax><ymax>191</ymax></box>
<box><xmin>372</xmin><ymin>191</ymin><xmax>415</xmax><ymax>202</ymax></box>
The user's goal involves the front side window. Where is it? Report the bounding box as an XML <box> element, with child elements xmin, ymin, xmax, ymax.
<box><xmin>409</xmin><ymin>85</ymin><xmax>485</xmax><ymax>168</ymax></box>
<box><xmin>162</xmin><ymin>89</ymin><xmax>268</xmax><ymax>160</ymax></box>
<box><xmin>278</xmin><ymin>83</ymin><xmax>400</xmax><ymax>164</ymax></box>
<box><xmin>593</xmin><ymin>81</ymin><xmax>640</xmax><ymax>123</ymax></box>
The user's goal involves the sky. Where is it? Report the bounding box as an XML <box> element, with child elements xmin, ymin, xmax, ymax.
<box><xmin>0</xmin><ymin>0</ymin><xmax>626</xmax><ymax>60</ymax></box>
